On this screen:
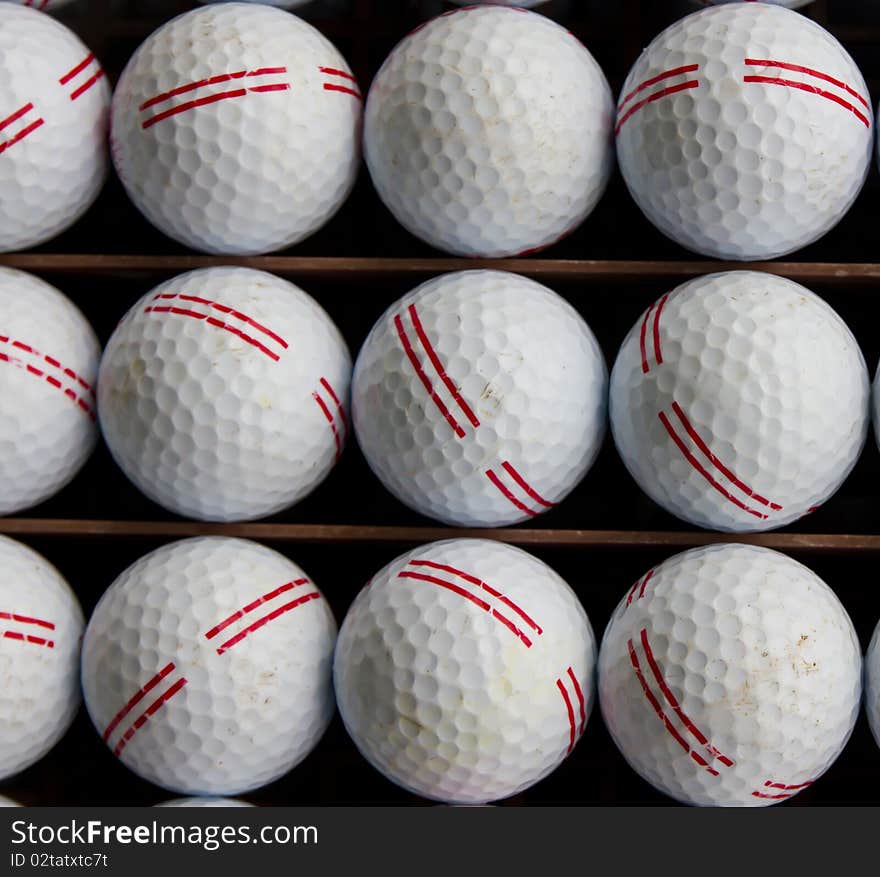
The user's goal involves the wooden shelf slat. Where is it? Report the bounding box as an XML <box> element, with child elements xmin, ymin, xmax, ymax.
<box><xmin>3</xmin><ymin>518</ymin><xmax>880</xmax><ymax>553</ymax></box>
<box><xmin>3</xmin><ymin>255</ymin><xmax>880</xmax><ymax>284</ymax></box>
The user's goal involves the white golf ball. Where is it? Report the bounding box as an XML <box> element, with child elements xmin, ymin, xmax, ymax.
<box><xmin>599</xmin><ymin>543</ymin><xmax>861</xmax><ymax>807</ymax></box>
<box><xmin>866</xmin><ymin>620</ymin><xmax>880</xmax><ymax>751</ymax></box>
<box><xmin>98</xmin><ymin>266</ymin><xmax>351</xmax><ymax>522</ymax></box>
<box><xmin>616</xmin><ymin>3</ymin><xmax>872</xmax><ymax>260</ymax></box>
<box><xmin>81</xmin><ymin>537</ymin><xmax>337</xmax><ymax>796</ymax></box>
<box><xmin>610</xmin><ymin>271</ymin><xmax>869</xmax><ymax>533</ymax></box>
<box><xmin>693</xmin><ymin>1</ymin><xmax>812</xmax><ymax>7</ymax></box>
<box><xmin>0</xmin><ymin>267</ymin><xmax>99</xmax><ymax>515</ymax></box>
<box><xmin>110</xmin><ymin>3</ymin><xmax>362</xmax><ymax>255</ymax></box>
<box><xmin>334</xmin><ymin>538</ymin><xmax>596</xmax><ymax>804</ymax></box>
<box><xmin>198</xmin><ymin>1</ymin><xmax>310</xmax><ymax>8</ymax></box>
<box><xmin>0</xmin><ymin>4</ymin><xmax>109</xmax><ymax>251</ymax></box>
<box><xmin>2</xmin><ymin>0</ymin><xmax>80</xmax><ymax>10</ymax></box>
<box><xmin>449</xmin><ymin>0</ymin><xmax>548</xmax><ymax>6</ymax></box>
<box><xmin>352</xmin><ymin>270</ymin><xmax>607</xmax><ymax>527</ymax></box>
<box><xmin>155</xmin><ymin>797</ymin><xmax>255</xmax><ymax>807</ymax></box>
<box><xmin>0</xmin><ymin>536</ymin><xmax>84</xmax><ymax>781</ymax></box>
<box><xmin>364</xmin><ymin>7</ymin><xmax>614</xmax><ymax>257</ymax></box>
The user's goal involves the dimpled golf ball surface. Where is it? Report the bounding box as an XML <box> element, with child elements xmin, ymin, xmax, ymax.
<box><xmin>3</xmin><ymin>0</ymin><xmax>80</xmax><ymax>10</ymax></box>
<box><xmin>155</xmin><ymin>797</ymin><xmax>255</xmax><ymax>807</ymax></box>
<box><xmin>364</xmin><ymin>7</ymin><xmax>614</xmax><ymax>257</ymax></box>
<box><xmin>98</xmin><ymin>266</ymin><xmax>351</xmax><ymax>522</ymax></box>
<box><xmin>693</xmin><ymin>1</ymin><xmax>812</xmax><ymax>8</ymax></box>
<box><xmin>616</xmin><ymin>4</ymin><xmax>872</xmax><ymax>260</ymax></box>
<box><xmin>0</xmin><ymin>4</ymin><xmax>109</xmax><ymax>251</ymax></box>
<box><xmin>0</xmin><ymin>267</ymin><xmax>100</xmax><ymax>515</ymax></box>
<box><xmin>353</xmin><ymin>270</ymin><xmax>607</xmax><ymax>527</ymax></box>
<box><xmin>599</xmin><ymin>544</ymin><xmax>861</xmax><ymax>806</ymax></box>
<box><xmin>334</xmin><ymin>539</ymin><xmax>596</xmax><ymax>803</ymax></box>
<box><xmin>0</xmin><ymin>536</ymin><xmax>84</xmax><ymax>781</ymax></box>
<box><xmin>81</xmin><ymin>537</ymin><xmax>337</xmax><ymax>796</ymax></box>
<box><xmin>110</xmin><ymin>3</ymin><xmax>362</xmax><ymax>255</ymax></box>
<box><xmin>610</xmin><ymin>271</ymin><xmax>869</xmax><ymax>532</ymax></box>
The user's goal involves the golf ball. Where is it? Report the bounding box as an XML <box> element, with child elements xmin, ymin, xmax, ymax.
<box><xmin>110</xmin><ymin>3</ymin><xmax>362</xmax><ymax>255</ymax></box>
<box><xmin>0</xmin><ymin>4</ymin><xmax>109</xmax><ymax>251</ymax></box>
<box><xmin>866</xmin><ymin>620</ymin><xmax>880</xmax><ymax>751</ymax></box>
<box><xmin>81</xmin><ymin>537</ymin><xmax>337</xmax><ymax>796</ymax></box>
<box><xmin>0</xmin><ymin>536</ymin><xmax>84</xmax><ymax>781</ymax></box>
<box><xmin>364</xmin><ymin>6</ymin><xmax>614</xmax><ymax>257</ymax></box>
<box><xmin>0</xmin><ymin>794</ymin><xmax>21</xmax><ymax>805</ymax></box>
<box><xmin>599</xmin><ymin>543</ymin><xmax>861</xmax><ymax>806</ymax></box>
<box><xmin>693</xmin><ymin>1</ymin><xmax>812</xmax><ymax>7</ymax></box>
<box><xmin>0</xmin><ymin>267</ymin><xmax>100</xmax><ymax>515</ymax></box>
<box><xmin>155</xmin><ymin>797</ymin><xmax>255</xmax><ymax>807</ymax></box>
<box><xmin>2</xmin><ymin>0</ymin><xmax>80</xmax><ymax>10</ymax></box>
<box><xmin>616</xmin><ymin>3</ymin><xmax>872</xmax><ymax>260</ymax></box>
<box><xmin>334</xmin><ymin>538</ymin><xmax>596</xmax><ymax>804</ymax></box>
<box><xmin>98</xmin><ymin>266</ymin><xmax>351</xmax><ymax>522</ymax></box>
<box><xmin>610</xmin><ymin>271</ymin><xmax>869</xmax><ymax>532</ymax></box>
<box><xmin>352</xmin><ymin>270</ymin><xmax>608</xmax><ymax>527</ymax></box>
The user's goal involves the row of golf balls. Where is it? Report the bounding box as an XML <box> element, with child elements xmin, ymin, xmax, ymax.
<box><xmin>1</xmin><ymin>2</ymin><xmax>872</xmax><ymax>260</ymax></box>
<box><xmin>1</xmin><ymin>263</ymin><xmax>871</xmax><ymax>533</ymax></box>
<box><xmin>0</xmin><ymin>1</ymin><xmax>819</xmax><ymax>15</ymax></box>
<box><xmin>0</xmin><ymin>532</ymin><xmax>875</xmax><ymax>806</ymax></box>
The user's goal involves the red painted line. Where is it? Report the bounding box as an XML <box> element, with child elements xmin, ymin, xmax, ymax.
<box><xmin>8</xmin><ymin>339</ymin><xmax>95</xmax><ymax>397</ymax></box>
<box><xmin>204</xmin><ymin>580</ymin><xmax>306</xmax><ymax>641</ymax></box>
<box><xmin>626</xmin><ymin>569</ymin><xmax>653</xmax><ymax>608</ymax></box>
<box><xmin>557</xmin><ymin>678</ymin><xmax>576</xmax><ymax>754</ymax></box>
<box><xmin>485</xmin><ymin>469</ymin><xmax>539</xmax><ymax>517</ymax></box>
<box><xmin>319</xmin><ymin>66</ymin><xmax>357</xmax><ymax>82</ymax></box>
<box><xmin>628</xmin><ymin>639</ymin><xmax>719</xmax><ymax>776</ymax></box>
<box><xmin>641</xmin><ymin>628</ymin><xmax>733</xmax><ymax>767</ymax></box>
<box><xmin>618</xmin><ymin>64</ymin><xmax>700</xmax><ymax>111</ymax></box>
<box><xmin>652</xmin><ymin>294</ymin><xmax>668</xmax><ymax>366</ymax></box>
<box><xmin>102</xmin><ymin>662</ymin><xmax>176</xmax><ymax>743</ymax></box>
<box><xmin>638</xmin><ymin>568</ymin><xmax>653</xmax><ymax>600</ymax></box>
<box><xmin>0</xmin><ymin>118</ymin><xmax>44</xmax><ymax>155</ymax></box>
<box><xmin>615</xmin><ymin>81</ymin><xmax>699</xmax><ymax>135</ymax></box>
<box><xmin>323</xmin><ymin>83</ymin><xmax>363</xmax><ymax>100</ymax></box>
<box><xmin>70</xmin><ymin>70</ymin><xmax>105</xmax><ymax>102</ymax></box>
<box><xmin>139</xmin><ymin>67</ymin><xmax>288</xmax><ymax>111</ymax></box>
<box><xmin>0</xmin><ymin>612</ymin><xmax>54</xmax><ymax>630</ymax></box>
<box><xmin>249</xmin><ymin>84</ymin><xmax>289</xmax><ymax>94</ymax></box>
<box><xmin>2</xmin><ymin>631</ymin><xmax>53</xmax><ymax>648</ymax></box>
<box><xmin>671</xmin><ymin>402</ymin><xmax>781</xmax><ymax>511</ymax></box>
<box><xmin>0</xmin><ymin>103</ymin><xmax>34</xmax><ymax>133</ymax></box>
<box><xmin>144</xmin><ymin>306</ymin><xmax>280</xmax><ymax>362</ymax></box>
<box><xmin>408</xmin><ymin>304</ymin><xmax>480</xmax><ymax>429</ymax></box>
<box><xmin>313</xmin><ymin>391</ymin><xmax>342</xmax><ymax>461</ymax></box>
<box><xmin>639</xmin><ymin>301</ymin><xmax>655</xmax><ymax>374</ymax></box>
<box><xmin>394</xmin><ymin>313</ymin><xmax>464</xmax><ymax>438</ymax></box>
<box><xmin>141</xmin><ymin>89</ymin><xmax>249</xmax><ymax>130</ymax></box>
<box><xmin>114</xmin><ymin>677</ymin><xmax>187</xmax><ymax>757</ymax></box>
<box><xmin>743</xmin><ymin>76</ymin><xmax>870</xmax><ymax>128</ymax></box>
<box><xmin>567</xmin><ymin>666</ymin><xmax>586</xmax><ymax>735</ymax></box>
<box><xmin>59</xmin><ymin>53</ymin><xmax>95</xmax><ymax>85</ymax></box>
<box><xmin>0</xmin><ymin>349</ymin><xmax>95</xmax><ymax>420</ymax></box>
<box><xmin>398</xmin><ymin>571</ymin><xmax>531</xmax><ymax>647</ymax></box>
<box><xmin>152</xmin><ymin>293</ymin><xmax>287</xmax><ymax>349</ymax></box>
<box><xmin>320</xmin><ymin>377</ymin><xmax>347</xmax><ymax>432</ymax></box>
<box><xmin>501</xmin><ymin>461</ymin><xmax>555</xmax><ymax>509</ymax></box>
<box><xmin>763</xmin><ymin>780</ymin><xmax>813</xmax><ymax>791</ymax></box>
<box><xmin>659</xmin><ymin>411</ymin><xmax>768</xmax><ymax>520</ymax></box>
<box><xmin>752</xmin><ymin>791</ymin><xmax>793</xmax><ymax>800</ymax></box>
<box><xmin>408</xmin><ymin>559</ymin><xmax>542</xmax><ymax>634</ymax></box>
<box><xmin>215</xmin><ymin>592</ymin><xmax>321</xmax><ymax>655</ymax></box>
<box><xmin>745</xmin><ymin>58</ymin><xmax>869</xmax><ymax>109</ymax></box>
